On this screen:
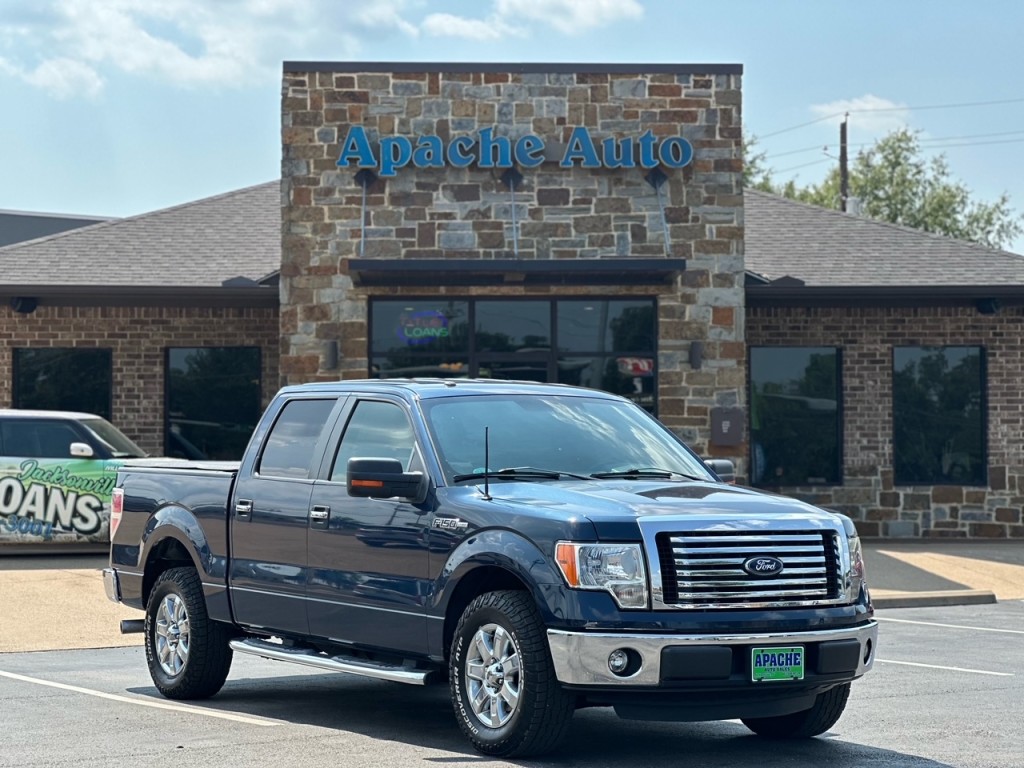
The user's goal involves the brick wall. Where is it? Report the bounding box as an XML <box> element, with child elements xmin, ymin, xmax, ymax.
<box><xmin>0</xmin><ymin>305</ymin><xmax>280</xmax><ymax>455</ymax></box>
<box><xmin>280</xmin><ymin>64</ymin><xmax>746</xmax><ymax>454</ymax></box>
<box><xmin>748</xmin><ymin>305</ymin><xmax>1024</xmax><ymax>538</ymax></box>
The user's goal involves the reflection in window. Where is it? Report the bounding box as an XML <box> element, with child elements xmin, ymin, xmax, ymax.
<box><xmin>476</xmin><ymin>301</ymin><xmax>550</xmax><ymax>352</ymax></box>
<box><xmin>369</xmin><ymin>298</ymin><xmax>658</xmax><ymax>412</ymax></box>
<box><xmin>166</xmin><ymin>347</ymin><xmax>262</xmax><ymax>460</ymax></box>
<box><xmin>893</xmin><ymin>346</ymin><xmax>985</xmax><ymax>485</ymax></box>
<box><xmin>750</xmin><ymin>347</ymin><xmax>841</xmax><ymax>486</ymax></box>
<box><xmin>330</xmin><ymin>400</ymin><xmax>416</xmax><ymax>482</ymax></box>
<box><xmin>13</xmin><ymin>348</ymin><xmax>113</xmax><ymax>420</ymax></box>
<box><xmin>259</xmin><ymin>398</ymin><xmax>336</xmax><ymax>478</ymax></box>
<box><xmin>557</xmin><ymin>300</ymin><xmax>655</xmax><ymax>353</ymax></box>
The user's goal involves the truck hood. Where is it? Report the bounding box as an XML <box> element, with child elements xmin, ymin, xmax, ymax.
<box><xmin>480</xmin><ymin>479</ymin><xmax>840</xmax><ymax>539</ymax></box>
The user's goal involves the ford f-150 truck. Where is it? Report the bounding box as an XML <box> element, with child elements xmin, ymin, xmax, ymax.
<box><xmin>104</xmin><ymin>379</ymin><xmax>876</xmax><ymax>757</ymax></box>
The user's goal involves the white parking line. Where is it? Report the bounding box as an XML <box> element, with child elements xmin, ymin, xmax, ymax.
<box><xmin>875</xmin><ymin>659</ymin><xmax>1014</xmax><ymax>677</ymax></box>
<box><xmin>0</xmin><ymin>670</ymin><xmax>280</xmax><ymax>726</ymax></box>
<box><xmin>877</xmin><ymin>617</ymin><xmax>1024</xmax><ymax>635</ymax></box>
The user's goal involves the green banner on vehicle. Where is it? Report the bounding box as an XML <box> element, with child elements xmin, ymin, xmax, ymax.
<box><xmin>0</xmin><ymin>458</ymin><xmax>122</xmax><ymax>545</ymax></box>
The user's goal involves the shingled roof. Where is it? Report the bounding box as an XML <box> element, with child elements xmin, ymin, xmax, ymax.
<box><xmin>745</xmin><ymin>189</ymin><xmax>1024</xmax><ymax>302</ymax></box>
<box><xmin>0</xmin><ymin>183</ymin><xmax>281</xmax><ymax>304</ymax></box>
<box><xmin>2</xmin><ymin>182</ymin><xmax>1021</xmax><ymax>307</ymax></box>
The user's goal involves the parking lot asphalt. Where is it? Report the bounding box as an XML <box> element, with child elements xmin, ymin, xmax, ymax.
<box><xmin>0</xmin><ymin>539</ymin><xmax>1021</xmax><ymax>654</ymax></box>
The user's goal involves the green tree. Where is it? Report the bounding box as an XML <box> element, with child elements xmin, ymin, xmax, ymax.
<box><xmin>746</xmin><ymin>128</ymin><xmax>1023</xmax><ymax>249</ymax></box>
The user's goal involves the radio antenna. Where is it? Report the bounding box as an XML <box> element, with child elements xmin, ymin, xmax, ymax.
<box><xmin>483</xmin><ymin>426</ymin><xmax>492</xmax><ymax>500</ymax></box>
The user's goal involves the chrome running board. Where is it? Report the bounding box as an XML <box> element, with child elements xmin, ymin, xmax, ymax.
<box><xmin>229</xmin><ymin>638</ymin><xmax>432</xmax><ymax>685</ymax></box>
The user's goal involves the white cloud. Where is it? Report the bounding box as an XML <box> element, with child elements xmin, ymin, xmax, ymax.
<box><xmin>423</xmin><ymin>0</ymin><xmax>643</xmax><ymax>40</ymax></box>
<box><xmin>421</xmin><ymin>13</ymin><xmax>511</xmax><ymax>41</ymax></box>
<box><xmin>0</xmin><ymin>0</ymin><xmax>394</xmax><ymax>98</ymax></box>
<box><xmin>0</xmin><ymin>0</ymin><xmax>644</xmax><ymax>98</ymax></box>
<box><xmin>21</xmin><ymin>56</ymin><xmax>104</xmax><ymax>99</ymax></box>
<box><xmin>810</xmin><ymin>94</ymin><xmax>911</xmax><ymax>135</ymax></box>
<box><xmin>354</xmin><ymin>0</ymin><xmax>420</xmax><ymax>37</ymax></box>
<box><xmin>494</xmin><ymin>0</ymin><xmax>643</xmax><ymax>34</ymax></box>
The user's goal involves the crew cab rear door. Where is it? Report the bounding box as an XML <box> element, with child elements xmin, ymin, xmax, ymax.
<box><xmin>228</xmin><ymin>394</ymin><xmax>345</xmax><ymax>636</ymax></box>
<box><xmin>305</xmin><ymin>396</ymin><xmax>433</xmax><ymax>654</ymax></box>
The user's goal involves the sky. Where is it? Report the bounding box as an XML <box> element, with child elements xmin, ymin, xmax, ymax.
<box><xmin>2</xmin><ymin>0</ymin><xmax>1024</xmax><ymax>253</ymax></box>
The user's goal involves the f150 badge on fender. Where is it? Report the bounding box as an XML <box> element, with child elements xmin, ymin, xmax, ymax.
<box><xmin>433</xmin><ymin>517</ymin><xmax>468</xmax><ymax>531</ymax></box>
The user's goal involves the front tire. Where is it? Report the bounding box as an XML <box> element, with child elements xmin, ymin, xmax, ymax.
<box><xmin>742</xmin><ymin>682</ymin><xmax>851</xmax><ymax>738</ymax></box>
<box><xmin>145</xmin><ymin>567</ymin><xmax>233</xmax><ymax>700</ymax></box>
<box><xmin>450</xmin><ymin>590</ymin><xmax>574</xmax><ymax>757</ymax></box>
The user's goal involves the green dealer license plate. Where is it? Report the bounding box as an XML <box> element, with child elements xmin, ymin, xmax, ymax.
<box><xmin>751</xmin><ymin>646</ymin><xmax>805</xmax><ymax>682</ymax></box>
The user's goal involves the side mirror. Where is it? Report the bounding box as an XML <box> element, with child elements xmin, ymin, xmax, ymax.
<box><xmin>347</xmin><ymin>457</ymin><xmax>426</xmax><ymax>502</ymax></box>
<box><xmin>70</xmin><ymin>442</ymin><xmax>95</xmax><ymax>459</ymax></box>
<box><xmin>704</xmin><ymin>458</ymin><xmax>735</xmax><ymax>484</ymax></box>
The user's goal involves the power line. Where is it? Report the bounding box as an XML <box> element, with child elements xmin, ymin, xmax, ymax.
<box><xmin>758</xmin><ymin>96</ymin><xmax>1024</xmax><ymax>140</ymax></box>
<box><xmin>773</xmin><ymin>157</ymin><xmax>832</xmax><ymax>174</ymax></box>
<box><xmin>763</xmin><ymin>129</ymin><xmax>1024</xmax><ymax>162</ymax></box>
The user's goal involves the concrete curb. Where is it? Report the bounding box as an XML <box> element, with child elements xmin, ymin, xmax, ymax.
<box><xmin>872</xmin><ymin>589</ymin><xmax>997</xmax><ymax>610</ymax></box>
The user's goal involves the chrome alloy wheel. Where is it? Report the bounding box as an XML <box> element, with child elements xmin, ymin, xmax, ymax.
<box><xmin>154</xmin><ymin>593</ymin><xmax>191</xmax><ymax>677</ymax></box>
<box><xmin>465</xmin><ymin>622</ymin><xmax>523</xmax><ymax>728</ymax></box>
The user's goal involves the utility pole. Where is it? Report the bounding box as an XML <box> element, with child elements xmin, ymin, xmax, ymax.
<box><xmin>839</xmin><ymin>114</ymin><xmax>849</xmax><ymax>212</ymax></box>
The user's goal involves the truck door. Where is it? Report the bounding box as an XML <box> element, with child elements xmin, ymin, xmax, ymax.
<box><xmin>306</xmin><ymin>397</ymin><xmax>431</xmax><ymax>654</ymax></box>
<box><xmin>229</xmin><ymin>395</ymin><xmax>342</xmax><ymax>636</ymax></box>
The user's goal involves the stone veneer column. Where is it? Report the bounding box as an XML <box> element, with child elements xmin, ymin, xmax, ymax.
<box><xmin>280</xmin><ymin>64</ymin><xmax>745</xmax><ymax>467</ymax></box>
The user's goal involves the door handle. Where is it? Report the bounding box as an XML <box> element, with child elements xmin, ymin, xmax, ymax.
<box><xmin>309</xmin><ymin>505</ymin><xmax>330</xmax><ymax>521</ymax></box>
<box><xmin>235</xmin><ymin>499</ymin><xmax>253</xmax><ymax>516</ymax></box>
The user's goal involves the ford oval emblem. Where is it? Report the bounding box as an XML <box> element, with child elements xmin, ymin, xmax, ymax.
<box><xmin>742</xmin><ymin>556</ymin><xmax>785</xmax><ymax>577</ymax></box>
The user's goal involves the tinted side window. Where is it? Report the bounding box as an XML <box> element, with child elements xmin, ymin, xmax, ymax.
<box><xmin>0</xmin><ymin>420</ymin><xmax>83</xmax><ymax>459</ymax></box>
<box><xmin>258</xmin><ymin>399</ymin><xmax>336</xmax><ymax>479</ymax></box>
<box><xmin>330</xmin><ymin>401</ymin><xmax>417</xmax><ymax>483</ymax></box>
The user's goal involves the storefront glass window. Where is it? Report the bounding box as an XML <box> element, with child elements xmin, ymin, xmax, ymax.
<box><xmin>370</xmin><ymin>300</ymin><xmax>469</xmax><ymax>377</ymax></box>
<box><xmin>557</xmin><ymin>300</ymin><xmax>655</xmax><ymax>352</ymax></box>
<box><xmin>893</xmin><ymin>346</ymin><xmax>985</xmax><ymax>486</ymax></box>
<box><xmin>369</xmin><ymin>298</ymin><xmax>658</xmax><ymax>412</ymax></box>
<box><xmin>475</xmin><ymin>301</ymin><xmax>551</xmax><ymax>352</ymax></box>
<box><xmin>13</xmin><ymin>348</ymin><xmax>113</xmax><ymax>420</ymax></box>
<box><xmin>749</xmin><ymin>347</ymin><xmax>841</xmax><ymax>486</ymax></box>
<box><xmin>165</xmin><ymin>347</ymin><xmax>261</xmax><ymax>460</ymax></box>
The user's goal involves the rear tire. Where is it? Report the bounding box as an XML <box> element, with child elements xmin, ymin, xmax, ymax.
<box><xmin>450</xmin><ymin>590</ymin><xmax>574</xmax><ymax>757</ymax></box>
<box><xmin>145</xmin><ymin>567</ymin><xmax>232</xmax><ymax>699</ymax></box>
<box><xmin>742</xmin><ymin>682</ymin><xmax>851</xmax><ymax>738</ymax></box>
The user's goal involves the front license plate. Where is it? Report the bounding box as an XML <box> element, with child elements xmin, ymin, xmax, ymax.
<box><xmin>751</xmin><ymin>646</ymin><xmax>805</xmax><ymax>682</ymax></box>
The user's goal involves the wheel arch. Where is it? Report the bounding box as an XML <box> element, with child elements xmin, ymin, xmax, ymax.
<box><xmin>442</xmin><ymin>565</ymin><xmax>531</xmax><ymax>662</ymax></box>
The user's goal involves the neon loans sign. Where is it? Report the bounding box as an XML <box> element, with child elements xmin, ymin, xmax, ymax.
<box><xmin>338</xmin><ymin>126</ymin><xmax>694</xmax><ymax>178</ymax></box>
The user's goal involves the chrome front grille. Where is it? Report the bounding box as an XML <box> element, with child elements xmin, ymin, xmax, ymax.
<box><xmin>656</xmin><ymin>529</ymin><xmax>842</xmax><ymax>609</ymax></box>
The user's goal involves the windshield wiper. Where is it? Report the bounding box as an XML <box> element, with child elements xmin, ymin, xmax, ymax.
<box><xmin>590</xmin><ymin>467</ymin><xmax>706</xmax><ymax>481</ymax></box>
<box><xmin>452</xmin><ymin>466</ymin><xmax>591</xmax><ymax>483</ymax></box>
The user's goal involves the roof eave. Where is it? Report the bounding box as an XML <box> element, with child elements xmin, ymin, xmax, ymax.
<box><xmin>746</xmin><ymin>284</ymin><xmax>1024</xmax><ymax>308</ymax></box>
<box><xmin>0</xmin><ymin>285</ymin><xmax>279</xmax><ymax>309</ymax></box>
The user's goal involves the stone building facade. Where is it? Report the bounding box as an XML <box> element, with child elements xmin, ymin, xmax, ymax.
<box><xmin>747</xmin><ymin>305</ymin><xmax>1024</xmax><ymax>538</ymax></box>
<box><xmin>280</xmin><ymin>62</ymin><xmax>746</xmax><ymax>459</ymax></box>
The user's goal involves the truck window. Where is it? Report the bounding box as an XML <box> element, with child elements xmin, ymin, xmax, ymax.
<box><xmin>330</xmin><ymin>400</ymin><xmax>419</xmax><ymax>483</ymax></box>
<box><xmin>0</xmin><ymin>420</ymin><xmax>82</xmax><ymax>459</ymax></box>
<box><xmin>258</xmin><ymin>399</ymin><xmax>336</xmax><ymax>479</ymax></box>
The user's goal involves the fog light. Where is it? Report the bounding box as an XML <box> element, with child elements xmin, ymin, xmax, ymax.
<box><xmin>608</xmin><ymin>649</ymin><xmax>629</xmax><ymax>674</ymax></box>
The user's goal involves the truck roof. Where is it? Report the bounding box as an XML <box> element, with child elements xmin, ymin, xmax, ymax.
<box><xmin>277</xmin><ymin>378</ymin><xmax>625</xmax><ymax>401</ymax></box>
<box><xmin>0</xmin><ymin>408</ymin><xmax>105</xmax><ymax>420</ymax></box>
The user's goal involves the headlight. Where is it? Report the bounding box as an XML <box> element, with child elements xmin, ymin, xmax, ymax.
<box><xmin>554</xmin><ymin>542</ymin><xmax>648</xmax><ymax>609</ymax></box>
<box><xmin>837</xmin><ymin>515</ymin><xmax>868</xmax><ymax>603</ymax></box>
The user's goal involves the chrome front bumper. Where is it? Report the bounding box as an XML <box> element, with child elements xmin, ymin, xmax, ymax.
<box><xmin>547</xmin><ymin>620</ymin><xmax>878</xmax><ymax>686</ymax></box>
<box><xmin>102</xmin><ymin>568</ymin><xmax>120</xmax><ymax>603</ymax></box>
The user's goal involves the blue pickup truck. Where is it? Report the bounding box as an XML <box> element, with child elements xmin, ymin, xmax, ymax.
<box><xmin>104</xmin><ymin>379</ymin><xmax>876</xmax><ymax>757</ymax></box>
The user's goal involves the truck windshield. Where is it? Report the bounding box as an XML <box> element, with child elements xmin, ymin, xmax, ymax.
<box><xmin>422</xmin><ymin>394</ymin><xmax>715</xmax><ymax>485</ymax></box>
<box><xmin>81</xmin><ymin>417</ymin><xmax>147</xmax><ymax>458</ymax></box>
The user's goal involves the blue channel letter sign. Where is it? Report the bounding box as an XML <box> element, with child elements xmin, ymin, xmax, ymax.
<box><xmin>337</xmin><ymin>126</ymin><xmax>694</xmax><ymax>178</ymax></box>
